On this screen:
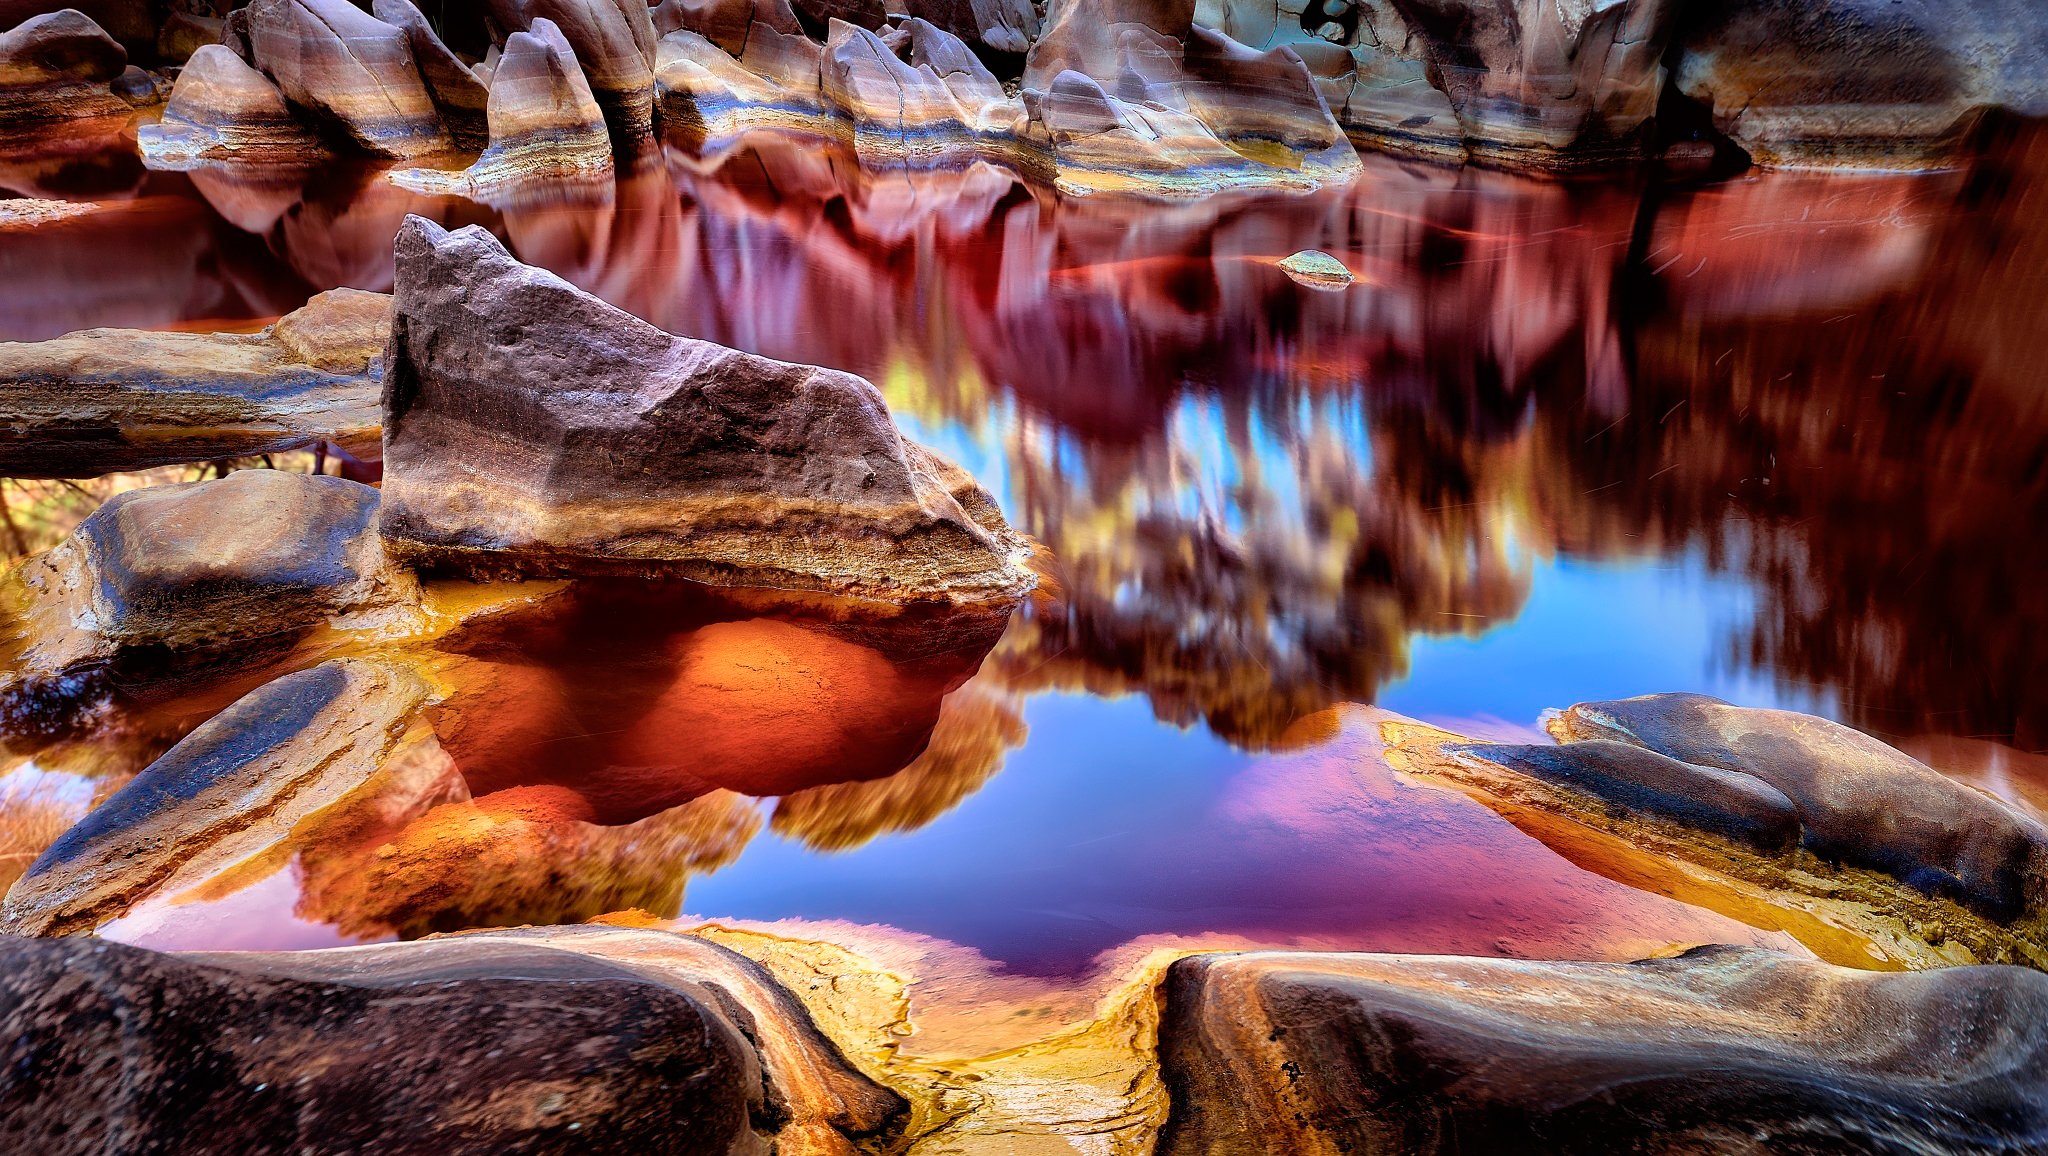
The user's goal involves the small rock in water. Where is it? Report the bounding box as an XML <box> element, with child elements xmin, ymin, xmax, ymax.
<box><xmin>1276</xmin><ymin>249</ymin><xmax>1354</xmax><ymax>290</ymax></box>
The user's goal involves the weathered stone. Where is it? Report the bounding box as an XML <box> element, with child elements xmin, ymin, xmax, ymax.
<box><xmin>0</xmin><ymin>933</ymin><xmax>805</xmax><ymax>1154</ymax></box>
<box><xmin>392</xmin><ymin>18</ymin><xmax>611</xmax><ymax>195</ymax></box>
<box><xmin>821</xmin><ymin>19</ymin><xmax>1019</xmax><ymax>165</ymax></box>
<box><xmin>1674</xmin><ymin>0</ymin><xmax>2048</xmax><ymax>169</ymax></box>
<box><xmin>372</xmin><ymin>0</ymin><xmax>491</xmax><ymax>149</ymax></box>
<box><xmin>1274</xmin><ymin>248</ymin><xmax>1350</xmax><ymax>289</ymax></box>
<box><xmin>1160</xmin><ymin>946</ymin><xmax>2048</xmax><ymax>1154</ymax></box>
<box><xmin>0</xmin><ymin>658</ymin><xmax>444</xmax><ymax>937</ymax></box>
<box><xmin>0</xmin><ymin>0</ymin><xmax>150</xmax><ymax>59</ymax></box>
<box><xmin>905</xmin><ymin>0</ymin><xmax>1036</xmax><ymax>57</ymax></box>
<box><xmin>487</xmin><ymin>0</ymin><xmax>656</xmax><ymax>142</ymax></box>
<box><xmin>0</xmin><ymin>9</ymin><xmax>128</xmax><ymax>128</ymax></box>
<box><xmin>0</xmin><ymin>288</ymin><xmax>386</xmax><ymax>476</ymax></box>
<box><xmin>379</xmin><ymin>215</ymin><xmax>1035</xmax><ymax>603</ymax></box>
<box><xmin>140</xmin><ymin>44</ymin><xmax>330</xmax><ymax>163</ymax></box>
<box><xmin>243</xmin><ymin>0</ymin><xmax>452</xmax><ymax>158</ymax></box>
<box><xmin>0</xmin><ymin>471</ymin><xmax>418</xmax><ymax>740</ymax></box>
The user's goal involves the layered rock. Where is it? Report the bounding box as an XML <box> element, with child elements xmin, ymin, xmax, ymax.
<box><xmin>1160</xmin><ymin>946</ymin><xmax>2048</xmax><ymax>1154</ymax></box>
<box><xmin>391</xmin><ymin>18</ymin><xmax>612</xmax><ymax>195</ymax></box>
<box><xmin>906</xmin><ymin>0</ymin><xmax>1036</xmax><ymax>57</ymax></box>
<box><xmin>0</xmin><ymin>470</ymin><xmax>418</xmax><ymax>740</ymax></box>
<box><xmin>0</xmin><ymin>287</ymin><xmax>387</xmax><ymax>476</ymax></box>
<box><xmin>242</xmin><ymin>0</ymin><xmax>451</xmax><ymax>158</ymax></box>
<box><xmin>371</xmin><ymin>0</ymin><xmax>490</xmax><ymax>149</ymax></box>
<box><xmin>379</xmin><ymin>215</ymin><xmax>1034</xmax><ymax>603</ymax></box>
<box><xmin>139</xmin><ymin>42</ymin><xmax>327</xmax><ymax>163</ymax></box>
<box><xmin>0</xmin><ymin>931</ymin><xmax>897</xmax><ymax>1154</ymax></box>
<box><xmin>487</xmin><ymin>0</ymin><xmax>656</xmax><ymax>142</ymax></box>
<box><xmin>1673</xmin><ymin>0</ymin><xmax>2048</xmax><ymax>168</ymax></box>
<box><xmin>0</xmin><ymin>8</ymin><xmax>129</xmax><ymax>129</ymax></box>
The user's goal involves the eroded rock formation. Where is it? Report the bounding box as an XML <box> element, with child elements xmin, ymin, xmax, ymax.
<box><xmin>139</xmin><ymin>42</ymin><xmax>326</xmax><ymax>163</ymax></box>
<box><xmin>0</xmin><ymin>9</ymin><xmax>131</xmax><ymax>131</ymax></box>
<box><xmin>0</xmin><ymin>287</ymin><xmax>387</xmax><ymax>476</ymax></box>
<box><xmin>379</xmin><ymin>215</ymin><xmax>1034</xmax><ymax>603</ymax></box>
<box><xmin>1160</xmin><ymin>945</ymin><xmax>2048</xmax><ymax>1154</ymax></box>
<box><xmin>488</xmin><ymin>0</ymin><xmax>657</xmax><ymax>142</ymax></box>
<box><xmin>241</xmin><ymin>0</ymin><xmax>452</xmax><ymax>158</ymax></box>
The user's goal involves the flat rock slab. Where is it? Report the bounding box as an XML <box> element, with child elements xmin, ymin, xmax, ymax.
<box><xmin>0</xmin><ymin>933</ymin><xmax>782</xmax><ymax>1154</ymax></box>
<box><xmin>1161</xmin><ymin>945</ymin><xmax>2048</xmax><ymax>1155</ymax></box>
<box><xmin>378</xmin><ymin>215</ymin><xmax>1035</xmax><ymax>604</ymax></box>
<box><xmin>0</xmin><ymin>288</ymin><xmax>388</xmax><ymax>477</ymax></box>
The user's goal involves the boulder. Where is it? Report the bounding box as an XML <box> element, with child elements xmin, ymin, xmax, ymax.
<box><xmin>372</xmin><ymin>0</ymin><xmax>491</xmax><ymax>149</ymax></box>
<box><xmin>0</xmin><ymin>931</ymin><xmax>872</xmax><ymax>1154</ymax></box>
<box><xmin>905</xmin><ymin>0</ymin><xmax>1037</xmax><ymax>58</ymax></box>
<box><xmin>391</xmin><ymin>18</ymin><xmax>611</xmax><ymax>195</ymax></box>
<box><xmin>1160</xmin><ymin>946</ymin><xmax>2048</xmax><ymax>1154</ymax></box>
<box><xmin>0</xmin><ymin>8</ymin><xmax>128</xmax><ymax>128</ymax></box>
<box><xmin>243</xmin><ymin>0</ymin><xmax>452</xmax><ymax>158</ymax></box>
<box><xmin>0</xmin><ymin>0</ymin><xmax>151</xmax><ymax>59</ymax></box>
<box><xmin>379</xmin><ymin>215</ymin><xmax>1035</xmax><ymax>604</ymax></box>
<box><xmin>0</xmin><ymin>288</ymin><xmax>387</xmax><ymax>477</ymax></box>
<box><xmin>0</xmin><ymin>658</ymin><xmax>446</xmax><ymax>937</ymax></box>
<box><xmin>0</xmin><ymin>471</ymin><xmax>418</xmax><ymax>741</ymax></box>
<box><xmin>1673</xmin><ymin>0</ymin><xmax>2048</xmax><ymax>168</ymax></box>
<box><xmin>138</xmin><ymin>42</ymin><xmax>329</xmax><ymax>164</ymax></box>
<box><xmin>486</xmin><ymin>0</ymin><xmax>656</xmax><ymax>142</ymax></box>
<box><xmin>821</xmin><ymin>19</ymin><xmax>1019</xmax><ymax>164</ymax></box>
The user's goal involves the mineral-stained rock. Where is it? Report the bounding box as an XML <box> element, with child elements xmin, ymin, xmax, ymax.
<box><xmin>0</xmin><ymin>9</ymin><xmax>129</xmax><ymax>129</ymax></box>
<box><xmin>0</xmin><ymin>932</ymin><xmax>837</xmax><ymax>1154</ymax></box>
<box><xmin>138</xmin><ymin>42</ymin><xmax>328</xmax><ymax>164</ymax></box>
<box><xmin>1159</xmin><ymin>946</ymin><xmax>2048</xmax><ymax>1155</ymax></box>
<box><xmin>0</xmin><ymin>658</ymin><xmax>446</xmax><ymax>937</ymax></box>
<box><xmin>391</xmin><ymin>18</ymin><xmax>611</xmax><ymax>195</ymax></box>
<box><xmin>371</xmin><ymin>0</ymin><xmax>491</xmax><ymax>149</ymax></box>
<box><xmin>1552</xmin><ymin>693</ymin><xmax>2048</xmax><ymax>921</ymax></box>
<box><xmin>487</xmin><ymin>0</ymin><xmax>656</xmax><ymax>142</ymax></box>
<box><xmin>1274</xmin><ymin>248</ymin><xmax>1350</xmax><ymax>289</ymax></box>
<box><xmin>1673</xmin><ymin>0</ymin><xmax>2048</xmax><ymax>168</ymax></box>
<box><xmin>822</xmin><ymin>19</ymin><xmax>1020</xmax><ymax>165</ymax></box>
<box><xmin>906</xmin><ymin>0</ymin><xmax>1036</xmax><ymax>57</ymax></box>
<box><xmin>243</xmin><ymin>0</ymin><xmax>451</xmax><ymax>158</ymax></box>
<box><xmin>0</xmin><ymin>288</ymin><xmax>387</xmax><ymax>476</ymax></box>
<box><xmin>379</xmin><ymin>215</ymin><xmax>1035</xmax><ymax>603</ymax></box>
<box><xmin>0</xmin><ymin>471</ymin><xmax>418</xmax><ymax>739</ymax></box>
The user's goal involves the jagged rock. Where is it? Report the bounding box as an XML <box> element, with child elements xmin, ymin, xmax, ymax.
<box><xmin>822</xmin><ymin>19</ymin><xmax>1020</xmax><ymax>163</ymax></box>
<box><xmin>243</xmin><ymin>0</ymin><xmax>451</xmax><ymax>158</ymax></box>
<box><xmin>0</xmin><ymin>658</ymin><xmax>447</xmax><ymax>937</ymax></box>
<box><xmin>905</xmin><ymin>0</ymin><xmax>1036</xmax><ymax>57</ymax></box>
<box><xmin>1551</xmin><ymin>693</ymin><xmax>2048</xmax><ymax>920</ymax></box>
<box><xmin>0</xmin><ymin>9</ymin><xmax>129</xmax><ymax>128</ymax></box>
<box><xmin>487</xmin><ymin>0</ymin><xmax>656</xmax><ymax>142</ymax></box>
<box><xmin>371</xmin><ymin>0</ymin><xmax>491</xmax><ymax>149</ymax></box>
<box><xmin>0</xmin><ymin>288</ymin><xmax>386</xmax><ymax>476</ymax></box>
<box><xmin>1674</xmin><ymin>0</ymin><xmax>2048</xmax><ymax>168</ymax></box>
<box><xmin>1160</xmin><ymin>946</ymin><xmax>2048</xmax><ymax>1154</ymax></box>
<box><xmin>392</xmin><ymin>18</ymin><xmax>611</xmax><ymax>195</ymax></box>
<box><xmin>379</xmin><ymin>216</ymin><xmax>1035</xmax><ymax>603</ymax></box>
<box><xmin>0</xmin><ymin>931</ymin><xmax>867</xmax><ymax>1154</ymax></box>
<box><xmin>0</xmin><ymin>471</ymin><xmax>418</xmax><ymax>739</ymax></box>
<box><xmin>140</xmin><ymin>43</ymin><xmax>328</xmax><ymax>163</ymax></box>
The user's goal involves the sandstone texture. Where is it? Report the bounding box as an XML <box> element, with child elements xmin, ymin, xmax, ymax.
<box><xmin>488</xmin><ymin>0</ymin><xmax>656</xmax><ymax>142</ymax></box>
<box><xmin>1160</xmin><ymin>945</ymin><xmax>2048</xmax><ymax>1154</ymax></box>
<box><xmin>379</xmin><ymin>215</ymin><xmax>1034</xmax><ymax>603</ymax></box>
<box><xmin>372</xmin><ymin>0</ymin><xmax>491</xmax><ymax>148</ymax></box>
<box><xmin>906</xmin><ymin>0</ymin><xmax>1035</xmax><ymax>57</ymax></box>
<box><xmin>0</xmin><ymin>8</ymin><xmax>129</xmax><ymax>128</ymax></box>
<box><xmin>243</xmin><ymin>0</ymin><xmax>451</xmax><ymax>158</ymax></box>
<box><xmin>139</xmin><ymin>42</ymin><xmax>327</xmax><ymax>163</ymax></box>
<box><xmin>0</xmin><ymin>931</ymin><xmax>891</xmax><ymax>1154</ymax></box>
<box><xmin>1674</xmin><ymin>0</ymin><xmax>2048</xmax><ymax>168</ymax></box>
<box><xmin>0</xmin><ymin>287</ymin><xmax>387</xmax><ymax>476</ymax></box>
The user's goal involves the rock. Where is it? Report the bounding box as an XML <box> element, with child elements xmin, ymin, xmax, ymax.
<box><xmin>1673</xmin><ymin>0</ymin><xmax>2048</xmax><ymax>168</ymax></box>
<box><xmin>371</xmin><ymin>0</ymin><xmax>491</xmax><ymax>149</ymax></box>
<box><xmin>1274</xmin><ymin>249</ymin><xmax>1351</xmax><ymax>289</ymax></box>
<box><xmin>1159</xmin><ymin>946</ymin><xmax>2048</xmax><ymax>1154</ymax></box>
<box><xmin>0</xmin><ymin>288</ymin><xmax>386</xmax><ymax>476</ymax></box>
<box><xmin>0</xmin><ymin>9</ymin><xmax>129</xmax><ymax>129</ymax></box>
<box><xmin>390</xmin><ymin>18</ymin><xmax>611</xmax><ymax>195</ymax></box>
<box><xmin>0</xmin><ymin>658</ymin><xmax>445</xmax><ymax>937</ymax></box>
<box><xmin>0</xmin><ymin>931</ymin><xmax>861</xmax><ymax>1154</ymax></box>
<box><xmin>905</xmin><ymin>0</ymin><xmax>1037</xmax><ymax>57</ymax></box>
<box><xmin>821</xmin><ymin>19</ymin><xmax>1019</xmax><ymax>165</ymax></box>
<box><xmin>789</xmin><ymin>0</ymin><xmax>883</xmax><ymax>37</ymax></box>
<box><xmin>243</xmin><ymin>0</ymin><xmax>451</xmax><ymax>158</ymax></box>
<box><xmin>379</xmin><ymin>215</ymin><xmax>1035</xmax><ymax>604</ymax></box>
<box><xmin>487</xmin><ymin>0</ymin><xmax>656</xmax><ymax>143</ymax></box>
<box><xmin>0</xmin><ymin>471</ymin><xmax>418</xmax><ymax>741</ymax></box>
<box><xmin>0</xmin><ymin>0</ymin><xmax>151</xmax><ymax>59</ymax></box>
<box><xmin>140</xmin><ymin>44</ymin><xmax>329</xmax><ymax>164</ymax></box>
<box><xmin>1552</xmin><ymin>693</ymin><xmax>2048</xmax><ymax>921</ymax></box>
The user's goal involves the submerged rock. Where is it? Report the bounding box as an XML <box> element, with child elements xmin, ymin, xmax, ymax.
<box><xmin>243</xmin><ymin>0</ymin><xmax>451</xmax><ymax>158</ymax></box>
<box><xmin>487</xmin><ymin>0</ymin><xmax>657</xmax><ymax>143</ymax></box>
<box><xmin>379</xmin><ymin>215</ymin><xmax>1035</xmax><ymax>603</ymax></box>
<box><xmin>1274</xmin><ymin>249</ymin><xmax>1351</xmax><ymax>289</ymax></box>
<box><xmin>391</xmin><ymin>18</ymin><xmax>611</xmax><ymax>195</ymax></box>
<box><xmin>0</xmin><ymin>287</ymin><xmax>387</xmax><ymax>477</ymax></box>
<box><xmin>139</xmin><ymin>42</ymin><xmax>327</xmax><ymax>164</ymax></box>
<box><xmin>1674</xmin><ymin>0</ymin><xmax>2048</xmax><ymax>168</ymax></box>
<box><xmin>0</xmin><ymin>8</ymin><xmax>129</xmax><ymax>129</ymax></box>
<box><xmin>0</xmin><ymin>931</ymin><xmax>856</xmax><ymax>1154</ymax></box>
<box><xmin>1160</xmin><ymin>946</ymin><xmax>2048</xmax><ymax>1154</ymax></box>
